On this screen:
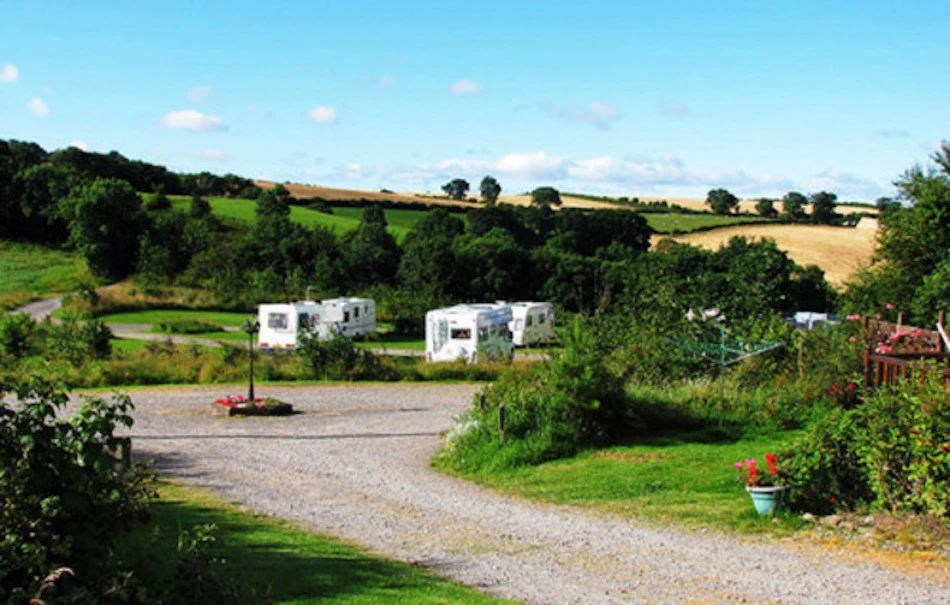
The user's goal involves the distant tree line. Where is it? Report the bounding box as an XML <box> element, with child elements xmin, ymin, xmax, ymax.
<box><xmin>707</xmin><ymin>187</ymin><xmax>854</xmax><ymax>226</ymax></box>
<box><xmin>1</xmin><ymin>138</ymin><xmax>838</xmax><ymax>332</ymax></box>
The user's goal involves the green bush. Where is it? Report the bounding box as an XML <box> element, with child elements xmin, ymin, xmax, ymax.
<box><xmin>0</xmin><ymin>313</ymin><xmax>37</xmax><ymax>359</ymax></box>
<box><xmin>0</xmin><ymin>377</ymin><xmax>155</xmax><ymax>601</ymax></box>
<box><xmin>297</xmin><ymin>331</ymin><xmax>396</xmax><ymax>381</ymax></box>
<box><xmin>783</xmin><ymin>366</ymin><xmax>949</xmax><ymax>516</ymax></box>
<box><xmin>44</xmin><ymin>317</ymin><xmax>112</xmax><ymax>366</ymax></box>
<box><xmin>437</xmin><ymin>318</ymin><xmax>636</xmax><ymax>472</ymax></box>
<box><xmin>853</xmin><ymin>368</ymin><xmax>949</xmax><ymax>516</ymax></box>
<box><xmin>781</xmin><ymin>409</ymin><xmax>871</xmax><ymax>514</ymax></box>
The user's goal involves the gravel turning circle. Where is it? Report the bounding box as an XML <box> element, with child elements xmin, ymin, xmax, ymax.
<box><xmin>120</xmin><ymin>383</ymin><xmax>949</xmax><ymax>604</ymax></box>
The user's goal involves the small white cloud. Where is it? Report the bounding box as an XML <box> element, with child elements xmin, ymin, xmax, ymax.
<box><xmin>0</xmin><ymin>63</ymin><xmax>18</xmax><ymax>83</ymax></box>
<box><xmin>27</xmin><ymin>97</ymin><xmax>49</xmax><ymax>117</ymax></box>
<box><xmin>160</xmin><ymin>109</ymin><xmax>227</xmax><ymax>131</ymax></box>
<box><xmin>187</xmin><ymin>85</ymin><xmax>213</xmax><ymax>103</ymax></box>
<box><xmin>660</xmin><ymin>102</ymin><xmax>690</xmax><ymax>118</ymax></box>
<box><xmin>495</xmin><ymin>151</ymin><xmax>566</xmax><ymax>179</ymax></box>
<box><xmin>309</xmin><ymin>105</ymin><xmax>339</xmax><ymax>124</ymax></box>
<box><xmin>69</xmin><ymin>140</ymin><xmax>89</xmax><ymax>151</ymax></box>
<box><xmin>568</xmin><ymin>155</ymin><xmax>688</xmax><ymax>184</ymax></box>
<box><xmin>450</xmin><ymin>79</ymin><xmax>482</xmax><ymax>95</ymax></box>
<box><xmin>545</xmin><ymin>102</ymin><xmax>620</xmax><ymax>130</ymax></box>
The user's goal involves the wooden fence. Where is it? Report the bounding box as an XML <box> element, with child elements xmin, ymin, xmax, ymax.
<box><xmin>862</xmin><ymin>311</ymin><xmax>950</xmax><ymax>388</ymax></box>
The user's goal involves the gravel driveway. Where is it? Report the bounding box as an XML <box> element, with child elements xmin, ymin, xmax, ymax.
<box><xmin>119</xmin><ymin>383</ymin><xmax>949</xmax><ymax>604</ymax></box>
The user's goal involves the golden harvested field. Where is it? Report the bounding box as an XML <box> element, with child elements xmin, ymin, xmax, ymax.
<box><xmin>655</xmin><ymin>218</ymin><xmax>880</xmax><ymax>287</ymax></box>
<box><xmin>255</xmin><ymin>180</ymin><xmax>478</xmax><ymax>208</ymax></box>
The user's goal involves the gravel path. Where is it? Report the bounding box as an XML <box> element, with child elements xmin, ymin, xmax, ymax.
<box><xmin>118</xmin><ymin>383</ymin><xmax>949</xmax><ymax>604</ymax></box>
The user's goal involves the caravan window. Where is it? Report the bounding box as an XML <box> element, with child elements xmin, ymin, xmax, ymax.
<box><xmin>268</xmin><ymin>313</ymin><xmax>288</xmax><ymax>330</ymax></box>
<box><xmin>450</xmin><ymin>328</ymin><xmax>471</xmax><ymax>340</ymax></box>
<box><xmin>344</xmin><ymin>311</ymin><xmax>350</xmax><ymax>322</ymax></box>
<box><xmin>478</xmin><ymin>327</ymin><xmax>489</xmax><ymax>340</ymax></box>
<box><xmin>354</xmin><ymin>307</ymin><xmax>360</xmax><ymax>319</ymax></box>
<box><xmin>299</xmin><ymin>313</ymin><xmax>310</xmax><ymax>328</ymax></box>
<box><xmin>526</xmin><ymin>315</ymin><xmax>534</xmax><ymax>327</ymax></box>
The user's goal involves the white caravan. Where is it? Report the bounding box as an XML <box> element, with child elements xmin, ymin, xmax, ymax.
<box><xmin>509</xmin><ymin>301</ymin><xmax>556</xmax><ymax>347</ymax></box>
<box><xmin>425</xmin><ymin>303</ymin><xmax>514</xmax><ymax>363</ymax></box>
<box><xmin>257</xmin><ymin>297</ymin><xmax>375</xmax><ymax>351</ymax></box>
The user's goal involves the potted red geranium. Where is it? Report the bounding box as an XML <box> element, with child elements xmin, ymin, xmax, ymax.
<box><xmin>736</xmin><ymin>453</ymin><xmax>789</xmax><ymax>515</ymax></box>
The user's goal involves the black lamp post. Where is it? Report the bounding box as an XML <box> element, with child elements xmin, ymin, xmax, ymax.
<box><xmin>243</xmin><ymin>317</ymin><xmax>260</xmax><ymax>401</ymax></box>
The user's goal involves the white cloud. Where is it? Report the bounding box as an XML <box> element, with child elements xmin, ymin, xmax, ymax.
<box><xmin>27</xmin><ymin>97</ymin><xmax>49</xmax><ymax>117</ymax></box>
<box><xmin>802</xmin><ymin>169</ymin><xmax>883</xmax><ymax>199</ymax></box>
<box><xmin>160</xmin><ymin>109</ymin><xmax>227</xmax><ymax>131</ymax></box>
<box><xmin>450</xmin><ymin>79</ymin><xmax>482</xmax><ymax>95</ymax></box>
<box><xmin>186</xmin><ymin>85</ymin><xmax>212</xmax><ymax>103</ymax></box>
<box><xmin>0</xmin><ymin>63</ymin><xmax>18</xmax><ymax>83</ymax></box>
<box><xmin>495</xmin><ymin>151</ymin><xmax>567</xmax><ymax>179</ymax></box>
<box><xmin>69</xmin><ymin>140</ymin><xmax>88</xmax><ymax>151</ymax></box>
<box><xmin>545</xmin><ymin>102</ymin><xmax>620</xmax><ymax>130</ymax></box>
<box><xmin>309</xmin><ymin>105</ymin><xmax>339</xmax><ymax>124</ymax></box>
<box><xmin>568</xmin><ymin>155</ymin><xmax>688</xmax><ymax>184</ymax></box>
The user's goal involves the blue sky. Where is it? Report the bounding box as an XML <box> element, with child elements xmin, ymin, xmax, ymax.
<box><xmin>1</xmin><ymin>1</ymin><xmax>947</xmax><ymax>201</ymax></box>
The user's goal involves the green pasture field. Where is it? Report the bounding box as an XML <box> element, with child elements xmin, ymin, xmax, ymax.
<box><xmin>643</xmin><ymin>213</ymin><xmax>774</xmax><ymax>234</ymax></box>
<box><xmin>330</xmin><ymin>206</ymin><xmax>435</xmax><ymax>233</ymax></box>
<box><xmin>97</xmin><ymin>308</ymin><xmax>251</xmax><ymax>327</ymax></box>
<box><xmin>437</xmin><ymin>429</ymin><xmax>803</xmax><ymax>534</ymax></box>
<box><xmin>163</xmin><ymin>195</ymin><xmax>413</xmax><ymax>241</ymax></box>
<box><xmin>0</xmin><ymin>240</ymin><xmax>88</xmax><ymax>309</ymax></box>
<box><xmin>120</xmin><ymin>481</ymin><xmax>510</xmax><ymax>604</ymax></box>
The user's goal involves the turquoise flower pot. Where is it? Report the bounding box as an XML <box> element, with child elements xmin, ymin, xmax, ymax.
<box><xmin>746</xmin><ymin>486</ymin><xmax>790</xmax><ymax>515</ymax></box>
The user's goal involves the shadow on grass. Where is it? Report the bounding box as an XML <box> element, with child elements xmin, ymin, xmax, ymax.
<box><xmin>121</xmin><ymin>483</ymin><xmax>503</xmax><ymax>604</ymax></box>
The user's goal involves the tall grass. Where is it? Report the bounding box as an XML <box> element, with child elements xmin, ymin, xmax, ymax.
<box><xmin>0</xmin><ymin>240</ymin><xmax>90</xmax><ymax>310</ymax></box>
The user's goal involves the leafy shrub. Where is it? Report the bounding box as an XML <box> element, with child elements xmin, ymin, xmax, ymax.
<box><xmin>0</xmin><ymin>313</ymin><xmax>37</xmax><ymax>359</ymax></box>
<box><xmin>44</xmin><ymin>317</ymin><xmax>112</xmax><ymax>366</ymax></box>
<box><xmin>853</xmin><ymin>368</ymin><xmax>949</xmax><ymax>516</ymax></box>
<box><xmin>437</xmin><ymin>318</ymin><xmax>636</xmax><ymax>472</ymax></box>
<box><xmin>781</xmin><ymin>409</ymin><xmax>871</xmax><ymax>514</ymax></box>
<box><xmin>0</xmin><ymin>377</ymin><xmax>156</xmax><ymax>601</ymax></box>
<box><xmin>297</xmin><ymin>332</ymin><xmax>396</xmax><ymax>381</ymax></box>
<box><xmin>784</xmin><ymin>366</ymin><xmax>949</xmax><ymax>516</ymax></box>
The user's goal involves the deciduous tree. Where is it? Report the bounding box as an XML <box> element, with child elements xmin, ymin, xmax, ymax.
<box><xmin>442</xmin><ymin>178</ymin><xmax>470</xmax><ymax>200</ymax></box>
<box><xmin>531</xmin><ymin>186</ymin><xmax>561</xmax><ymax>209</ymax></box>
<box><xmin>479</xmin><ymin>175</ymin><xmax>501</xmax><ymax>205</ymax></box>
<box><xmin>706</xmin><ymin>188</ymin><xmax>739</xmax><ymax>214</ymax></box>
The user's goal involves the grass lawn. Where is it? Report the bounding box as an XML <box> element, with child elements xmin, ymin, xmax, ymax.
<box><xmin>437</xmin><ymin>429</ymin><xmax>804</xmax><ymax>535</ymax></box>
<box><xmin>0</xmin><ymin>240</ymin><xmax>89</xmax><ymax>309</ymax></box>
<box><xmin>97</xmin><ymin>308</ymin><xmax>251</xmax><ymax>327</ymax></box>
<box><xmin>644</xmin><ymin>213</ymin><xmax>774</xmax><ymax>234</ymax></box>
<box><xmin>357</xmin><ymin>334</ymin><xmax>426</xmax><ymax>351</ymax></box>
<box><xmin>123</xmin><ymin>481</ymin><xmax>510</xmax><ymax>604</ymax></box>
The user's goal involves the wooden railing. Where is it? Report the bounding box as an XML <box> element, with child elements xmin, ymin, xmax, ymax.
<box><xmin>863</xmin><ymin>351</ymin><xmax>950</xmax><ymax>388</ymax></box>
